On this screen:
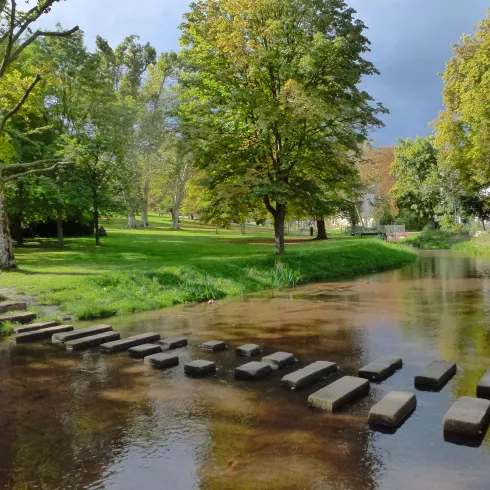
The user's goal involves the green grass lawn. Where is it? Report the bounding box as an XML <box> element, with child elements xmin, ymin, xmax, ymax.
<box><xmin>0</xmin><ymin>214</ymin><xmax>416</xmax><ymax>320</ymax></box>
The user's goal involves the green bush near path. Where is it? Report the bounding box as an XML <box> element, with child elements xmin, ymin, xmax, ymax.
<box><xmin>0</xmin><ymin>215</ymin><xmax>416</xmax><ymax>320</ymax></box>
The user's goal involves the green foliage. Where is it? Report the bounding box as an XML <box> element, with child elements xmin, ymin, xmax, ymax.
<box><xmin>405</xmin><ymin>229</ymin><xmax>470</xmax><ymax>249</ymax></box>
<box><xmin>0</xmin><ymin>214</ymin><xmax>416</xmax><ymax>320</ymax></box>
<box><xmin>0</xmin><ymin>320</ymin><xmax>15</xmax><ymax>336</ymax></box>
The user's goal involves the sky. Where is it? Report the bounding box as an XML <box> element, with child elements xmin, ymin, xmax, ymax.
<box><xmin>34</xmin><ymin>0</ymin><xmax>489</xmax><ymax>147</ymax></box>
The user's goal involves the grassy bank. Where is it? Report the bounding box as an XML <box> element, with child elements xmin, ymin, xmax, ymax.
<box><xmin>453</xmin><ymin>233</ymin><xmax>490</xmax><ymax>256</ymax></box>
<box><xmin>0</xmin><ymin>215</ymin><xmax>416</xmax><ymax>320</ymax></box>
<box><xmin>403</xmin><ymin>230</ymin><xmax>471</xmax><ymax>250</ymax></box>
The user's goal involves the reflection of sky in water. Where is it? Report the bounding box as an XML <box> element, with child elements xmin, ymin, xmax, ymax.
<box><xmin>1</xmin><ymin>250</ymin><xmax>490</xmax><ymax>490</ymax></box>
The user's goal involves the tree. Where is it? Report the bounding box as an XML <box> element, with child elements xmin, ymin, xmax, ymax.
<box><xmin>179</xmin><ymin>0</ymin><xmax>385</xmax><ymax>255</ymax></box>
<box><xmin>434</xmin><ymin>10</ymin><xmax>490</xmax><ymax>192</ymax></box>
<box><xmin>391</xmin><ymin>137</ymin><xmax>440</xmax><ymax>228</ymax></box>
<box><xmin>0</xmin><ymin>0</ymin><xmax>78</xmax><ymax>269</ymax></box>
<box><xmin>460</xmin><ymin>194</ymin><xmax>490</xmax><ymax>230</ymax></box>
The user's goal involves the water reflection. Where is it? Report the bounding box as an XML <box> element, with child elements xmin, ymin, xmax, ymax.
<box><xmin>1</xmin><ymin>251</ymin><xmax>490</xmax><ymax>489</ymax></box>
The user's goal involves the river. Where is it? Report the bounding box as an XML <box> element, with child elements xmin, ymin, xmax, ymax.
<box><xmin>1</xmin><ymin>250</ymin><xmax>490</xmax><ymax>490</ymax></box>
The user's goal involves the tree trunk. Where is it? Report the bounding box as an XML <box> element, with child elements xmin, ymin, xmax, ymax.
<box><xmin>316</xmin><ymin>218</ymin><xmax>328</xmax><ymax>240</ymax></box>
<box><xmin>127</xmin><ymin>211</ymin><xmax>137</xmax><ymax>229</ymax></box>
<box><xmin>141</xmin><ymin>210</ymin><xmax>149</xmax><ymax>228</ymax></box>
<box><xmin>240</xmin><ymin>221</ymin><xmax>246</xmax><ymax>235</ymax></box>
<box><xmin>273</xmin><ymin>203</ymin><xmax>286</xmax><ymax>255</ymax></box>
<box><xmin>94</xmin><ymin>208</ymin><xmax>100</xmax><ymax>246</ymax></box>
<box><xmin>11</xmin><ymin>213</ymin><xmax>23</xmax><ymax>246</ymax></box>
<box><xmin>481</xmin><ymin>218</ymin><xmax>486</xmax><ymax>231</ymax></box>
<box><xmin>172</xmin><ymin>209</ymin><xmax>179</xmax><ymax>230</ymax></box>
<box><xmin>0</xmin><ymin>180</ymin><xmax>16</xmax><ymax>269</ymax></box>
<box><xmin>57</xmin><ymin>207</ymin><xmax>64</xmax><ymax>246</ymax></box>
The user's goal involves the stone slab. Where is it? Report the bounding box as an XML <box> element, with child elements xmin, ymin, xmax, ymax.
<box><xmin>359</xmin><ymin>357</ymin><xmax>403</xmax><ymax>382</ymax></box>
<box><xmin>0</xmin><ymin>312</ymin><xmax>37</xmax><ymax>325</ymax></box>
<box><xmin>368</xmin><ymin>391</ymin><xmax>417</xmax><ymax>428</ymax></box>
<box><xmin>14</xmin><ymin>321</ymin><xmax>60</xmax><ymax>334</ymax></box>
<box><xmin>158</xmin><ymin>336</ymin><xmax>188</xmax><ymax>350</ymax></box>
<box><xmin>235</xmin><ymin>361</ymin><xmax>272</xmax><ymax>380</ymax></box>
<box><xmin>184</xmin><ymin>360</ymin><xmax>216</xmax><ymax>376</ymax></box>
<box><xmin>414</xmin><ymin>360</ymin><xmax>457</xmax><ymax>389</ymax></box>
<box><xmin>100</xmin><ymin>333</ymin><xmax>160</xmax><ymax>353</ymax></box>
<box><xmin>202</xmin><ymin>340</ymin><xmax>227</xmax><ymax>352</ymax></box>
<box><xmin>144</xmin><ymin>352</ymin><xmax>179</xmax><ymax>369</ymax></box>
<box><xmin>11</xmin><ymin>324</ymin><xmax>74</xmax><ymax>343</ymax></box>
<box><xmin>0</xmin><ymin>301</ymin><xmax>27</xmax><ymax>314</ymax></box>
<box><xmin>443</xmin><ymin>396</ymin><xmax>490</xmax><ymax>437</ymax></box>
<box><xmin>477</xmin><ymin>369</ymin><xmax>490</xmax><ymax>399</ymax></box>
<box><xmin>52</xmin><ymin>324</ymin><xmax>112</xmax><ymax>344</ymax></box>
<box><xmin>236</xmin><ymin>344</ymin><xmax>261</xmax><ymax>357</ymax></box>
<box><xmin>129</xmin><ymin>343</ymin><xmax>162</xmax><ymax>358</ymax></box>
<box><xmin>65</xmin><ymin>331</ymin><xmax>120</xmax><ymax>351</ymax></box>
<box><xmin>308</xmin><ymin>376</ymin><xmax>370</xmax><ymax>412</ymax></box>
<box><xmin>281</xmin><ymin>361</ymin><xmax>338</xmax><ymax>390</ymax></box>
<box><xmin>262</xmin><ymin>352</ymin><xmax>295</xmax><ymax>370</ymax></box>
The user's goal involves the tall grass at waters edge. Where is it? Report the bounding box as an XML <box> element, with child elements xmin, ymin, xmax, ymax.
<box><xmin>0</xmin><ymin>215</ymin><xmax>416</xmax><ymax>321</ymax></box>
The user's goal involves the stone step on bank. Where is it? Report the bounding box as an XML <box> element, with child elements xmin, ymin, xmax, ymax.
<box><xmin>11</xmin><ymin>324</ymin><xmax>74</xmax><ymax>343</ymax></box>
<box><xmin>0</xmin><ymin>301</ymin><xmax>27</xmax><ymax>314</ymax></box>
<box><xmin>443</xmin><ymin>397</ymin><xmax>490</xmax><ymax>437</ymax></box>
<box><xmin>65</xmin><ymin>331</ymin><xmax>120</xmax><ymax>351</ymax></box>
<box><xmin>100</xmin><ymin>333</ymin><xmax>160</xmax><ymax>353</ymax></box>
<box><xmin>0</xmin><ymin>312</ymin><xmax>37</xmax><ymax>325</ymax></box>
<box><xmin>52</xmin><ymin>324</ymin><xmax>112</xmax><ymax>344</ymax></box>
<box><xmin>281</xmin><ymin>361</ymin><xmax>338</xmax><ymax>390</ymax></box>
<box><xmin>14</xmin><ymin>321</ymin><xmax>60</xmax><ymax>334</ymax></box>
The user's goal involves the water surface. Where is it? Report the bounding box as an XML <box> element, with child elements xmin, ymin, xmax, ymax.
<box><xmin>1</xmin><ymin>250</ymin><xmax>490</xmax><ymax>490</ymax></box>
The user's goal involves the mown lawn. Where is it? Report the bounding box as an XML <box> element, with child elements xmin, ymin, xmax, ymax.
<box><xmin>0</xmin><ymin>214</ymin><xmax>416</xmax><ymax>320</ymax></box>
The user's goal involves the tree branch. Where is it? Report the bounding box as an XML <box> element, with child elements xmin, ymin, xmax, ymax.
<box><xmin>264</xmin><ymin>195</ymin><xmax>276</xmax><ymax>216</ymax></box>
<box><xmin>0</xmin><ymin>0</ymin><xmax>16</xmax><ymax>77</ymax></box>
<box><xmin>2</xmin><ymin>162</ymin><xmax>71</xmax><ymax>182</ymax></box>
<box><xmin>8</xmin><ymin>26</ymin><xmax>80</xmax><ymax>65</ymax></box>
<box><xmin>0</xmin><ymin>73</ymin><xmax>41</xmax><ymax>133</ymax></box>
<box><xmin>3</xmin><ymin>158</ymin><xmax>67</xmax><ymax>171</ymax></box>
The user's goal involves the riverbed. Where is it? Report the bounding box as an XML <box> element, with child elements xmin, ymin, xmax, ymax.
<box><xmin>1</xmin><ymin>250</ymin><xmax>490</xmax><ymax>489</ymax></box>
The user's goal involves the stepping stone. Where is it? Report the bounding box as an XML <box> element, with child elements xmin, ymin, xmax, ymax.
<box><xmin>477</xmin><ymin>369</ymin><xmax>490</xmax><ymax>399</ymax></box>
<box><xmin>0</xmin><ymin>312</ymin><xmax>37</xmax><ymax>325</ymax></box>
<box><xmin>100</xmin><ymin>333</ymin><xmax>160</xmax><ymax>353</ymax></box>
<box><xmin>236</xmin><ymin>344</ymin><xmax>261</xmax><ymax>357</ymax></box>
<box><xmin>144</xmin><ymin>352</ymin><xmax>179</xmax><ymax>369</ymax></box>
<box><xmin>368</xmin><ymin>391</ymin><xmax>417</xmax><ymax>428</ymax></box>
<box><xmin>11</xmin><ymin>325</ymin><xmax>74</xmax><ymax>343</ymax></box>
<box><xmin>52</xmin><ymin>324</ymin><xmax>112</xmax><ymax>344</ymax></box>
<box><xmin>308</xmin><ymin>376</ymin><xmax>370</xmax><ymax>412</ymax></box>
<box><xmin>235</xmin><ymin>361</ymin><xmax>272</xmax><ymax>380</ymax></box>
<box><xmin>129</xmin><ymin>343</ymin><xmax>161</xmax><ymax>358</ymax></box>
<box><xmin>414</xmin><ymin>360</ymin><xmax>457</xmax><ymax>390</ymax></box>
<box><xmin>14</xmin><ymin>321</ymin><xmax>60</xmax><ymax>334</ymax></box>
<box><xmin>184</xmin><ymin>360</ymin><xmax>216</xmax><ymax>376</ymax></box>
<box><xmin>262</xmin><ymin>352</ymin><xmax>295</xmax><ymax>370</ymax></box>
<box><xmin>281</xmin><ymin>361</ymin><xmax>338</xmax><ymax>390</ymax></box>
<box><xmin>65</xmin><ymin>331</ymin><xmax>120</xmax><ymax>351</ymax></box>
<box><xmin>359</xmin><ymin>357</ymin><xmax>403</xmax><ymax>382</ymax></box>
<box><xmin>0</xmin><ymin>301</ymin><xmax>27</xmax><ymax>314</ymax></box>
<box><xmin>158</xmin><ymin>336</ymin><xmax>188</xmax><ymax>350</ymax></box>
<box><xmin>443</xmin><ymin>396</ymin><xmax>490</xmax><ymax>437</ymax></box>
<box><xmin>202</xmin><ymin>340</ymin><xmax>227</xmax><ymax>352</ymax></box>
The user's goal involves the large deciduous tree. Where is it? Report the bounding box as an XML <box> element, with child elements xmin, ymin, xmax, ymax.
<box><xmin>0</xmin><ymin>0</ymin><xmax>78</xmax><ymax>269</ymax></box>
<box><xmin>179</xmin><ymin>0</ymin><xmax>385</xmax><ymax>255</ymax></box>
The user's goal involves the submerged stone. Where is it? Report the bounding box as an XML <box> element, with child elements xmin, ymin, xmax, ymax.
<box><xmin>368</xmin><ymin>391</ymin><xmax>416</xmax><ymax>428</ymax></box>
<box><xmin>359</xmin><ymin>357</ymin><xmax>403</xmax><ymax>382</ymax></box>
<box><xmin>14</xmin><ymin>321</ymin><xmax>60</xmax><ymax>334</ymax></box>
<box><xmin>236</xmin><ymin>344</ymin><xmax>261</xmax><ymax>357</ymax></box>
<box><xmin>476</xmin><ymin>369</ymin><xmax>490</xmax><ymax>399</ymax></box>
<box><xmin>202</xmin><ymin>340</ymin><xmax>227</xmax><ymax>352</ymax></box>
<box><xmin>144</xmin><ymin>352</ymin><xmax>179</xmax><ymax>369</ymax></box>
<box><xmin>0</xmin><ymin>312</ymin><xmax>37</xmax><ymax>325</ymax></box>
<box><xmin>281</xmin><ymin>361</ymin><xmax>338</xmax><ymax>390</ymax></box>
<box><xmin>308</xmin><ymin>376</ymin><xmax>369</xmax><ymax>412</ymax></box>
<box><xmin>129</xmin><ymin>343</ymin><xmax>162</xmax><ymax>358</ymax></box>
<box><xmin>184</xmin><ymin>360</ymin><xmax>216</xmax><ymax>376</ymax></box>
<box><xmin>443</xmin><ymin>397</ymin><xmax>490</xmax><ymax>437</ymax></box>
<box><xmin>262</xmin><ymin>352</ymin><xmax>295</xmax><ymax>370</ymax></box>
<box><xmin>52</xmin><ymin>324</ymin><xmax>112</xmax><ymax>344</ymax></box>
<box><xmin>159</xmin><ymin>336</ymin><xmax>188</xmax><ymax>350</ymax></box>
<box><xmin>11</xmin><ymin>325</ymin><xmax>74</xmax><ymax>343</ymax></box>
<box><xmin>414</xmin><ymin>360</ymin><xmax>457</xmax><ymax>389</ymax></box>
<box><xmin>100</xmin><ymin>333</ymin><xmax>160</xmax><ymax>353</ymax></box>
<box><xmin>65</xmin><ymin>331</ymin><xmax>120</xmax><ymax>351</ymax></box>
<box><xmin>235</xmin><ymin>361</ymin><xmax>272</xmax><ymax>380</ymax></box>
<box><xmin>0</xmin><ymin>301</ymin><xmax>27</xmax><ymax>314</ymax></box>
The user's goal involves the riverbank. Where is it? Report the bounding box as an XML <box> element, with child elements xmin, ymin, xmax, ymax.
<box><xmin>402</xmin><ymin>230</ymin><xmax>471</xmax><ymax>250</ymax></box>
<box><xmin>0</xmin><ymin>215</ymin><xmax>416</xmax><ymax>321</ymax></box>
